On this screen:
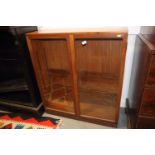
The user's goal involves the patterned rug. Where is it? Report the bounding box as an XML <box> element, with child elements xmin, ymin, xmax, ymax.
<box><xmin>0</xmin><ymin>113</ymin><xmax>61</xmax><ymax>129</ymax></box>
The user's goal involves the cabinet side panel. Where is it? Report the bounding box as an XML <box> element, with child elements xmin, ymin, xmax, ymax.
<box><xmin>128</xmin><ymin>35</ymin><xmax>151</xmax><ymax>126</ymax></box>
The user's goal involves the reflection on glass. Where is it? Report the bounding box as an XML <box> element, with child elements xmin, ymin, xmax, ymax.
<box><xmin>76</xmin><ymin>39</ymin><xmax>122</xmax><ymax>121</ymax></box>
<box><xmin>35</xmin><ymin>39</ymin><xmax>74</xmax><ymax>113</ymax></box>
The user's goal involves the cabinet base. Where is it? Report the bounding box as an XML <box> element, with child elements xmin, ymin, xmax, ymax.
<box><xmin>45</xmin><ymin>107</ymin><xmax>117</xmax><ymax>128</ymax></box>
<box><xmin>0</xmin><ymin>100</ymin><xmax>44</xmax><ymax>115</ymax></box>
<box><xmin>125</xmin><ymin>98</ymin><xmax>135</xmax><ymax>129</ymax></box>
<box><xmin>125</xmin><ymin>99</ymin><xmax>155</xmax><ymax>129</ymax></box>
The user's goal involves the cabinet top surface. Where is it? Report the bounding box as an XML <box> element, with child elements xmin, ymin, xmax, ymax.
<box><xmin>26</xmin><ymin>27</ymin><xmax>128</xmax><ymax>35</ymax></box>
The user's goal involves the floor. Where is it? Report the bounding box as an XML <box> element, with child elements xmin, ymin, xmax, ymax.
<box><xmin>0</xmin><ymin>108</ymin><xmax>127</xmax><ymax>129</ymax></box>
<box><xmin>43</xmin><ymin>108</ymin><xmax>127</xmax><ymax>129</ymax></box>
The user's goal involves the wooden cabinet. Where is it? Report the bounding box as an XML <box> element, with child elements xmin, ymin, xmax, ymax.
<box><xmin>139</xmin><ymin>88</ymin><xmax>155</xmax><ymax>116</ymax></box>
<box><xmin>127</xmin><ymin>26</ymin><xmax>155</xmax><ymax>128</ymax></box>
<box><xmin>26</xmin><ymin>28</ymin><xmax>128</xmax><ymax>127</ymax></box>
<box><xmin>147</xmin><ymin>56</ymin><xmax>155</xmax><ymax>85</ymax></box>
<box><xmin>0</xmin><ymin>27</ymin><xmax>43</xmax><ymax>114</ymax></box>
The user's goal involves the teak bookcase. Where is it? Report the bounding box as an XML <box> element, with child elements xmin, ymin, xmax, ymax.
<box><xmin>26</xmin><ymin>28</ymin><xmax>128</xmax><ymax>127</ymax></box>
<box><xmin>127</xmin><ymin>26</ymin><xmax>155</xmax><ymax>128</ymax></box>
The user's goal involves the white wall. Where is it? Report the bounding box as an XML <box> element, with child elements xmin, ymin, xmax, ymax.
<box><xmin>121</xmin><ymin>27</ymin><xmax>140</xmax><ymax>107</ymax></box>
<box><xmin>38</xmin><ymin>26</ymin><xmax>140</xmax><ymax>107</ymax></box>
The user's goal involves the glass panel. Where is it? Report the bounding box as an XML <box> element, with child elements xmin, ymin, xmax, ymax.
<box><xmin>33</xmin><ymin>39</ymin><xmax>74</xmax><ymax>113</ymax></box>
<box><xmin>75</xmin><ymin>39</ymin><xmax>122</xmax><ymax>121</ymax></box>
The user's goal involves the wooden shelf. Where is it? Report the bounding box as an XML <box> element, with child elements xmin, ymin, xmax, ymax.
<box><xmin>0</xmin><ymin>90</ymin><xmax>32</xmax><ymax>106</ymax></box>
<box><xmin>0</xmin><ymin>79</ymin><xmax>28</xmax><ymax>93</ymax></box>
<box><xmin>79</xmin><ymin>72</ymin><xmax>119</xmax><ymax>93</ymax></box>
<box><xmin>79</xmin><ymin>90</ymin><xmax>116</xmax><ymax>121</ymax></box>
<box><xmin>46</xmin><ymin>69</ymin><xmax>74</xmax><ymax>113</ymax></box>
<box><xmin>47</xmin><ymin>98</ymin><xmax>74</xmax><ymax>113</ymax></box>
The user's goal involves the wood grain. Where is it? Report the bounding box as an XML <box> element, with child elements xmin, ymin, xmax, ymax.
<box><xmin>30</xmin><ymin>39</ymin><xmax>75</xmax><ymax>113</ymax></box>
<box><xmin>75</xmin><ymin>39</ymin><xmax>122</xmax><ymax>76</ymax></box>
<box><xmin>137</xmin><ymin>116</ymin><xmax>155</xmax><ymax>129</ymax></box>
<box><xmin>147</xmin><ymin>56</ymin><xmax>155</xmax><ymax>85</ymax></box>
<box><xmin>26</xmin><ymin>28</ymin><xmax>128</xmax><ymax>126</ymax></box>
<box><xmin>139</xmin><ymin>88</ymin><xmax>155</xmax><ymax>116</ymax></box>
<box><xmin>127</xmin><ymin>26</ymin><xmax>155</xmax><ymax>128</ymax></box>
<box><xmin>75</xmin><ymin>39</ymin><xmax>123</xmax><ymax>121</ymax></box>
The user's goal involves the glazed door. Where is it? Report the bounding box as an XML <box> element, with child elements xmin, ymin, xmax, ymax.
<box><xmin>32</xmin><ymin>39</ymin><xmax>75</xmax><ymax>114</ymax></box>
<box><xmin>75</xmin><ymin>38</ymin><xmax>122</xmax><ymax>121</ymax></box>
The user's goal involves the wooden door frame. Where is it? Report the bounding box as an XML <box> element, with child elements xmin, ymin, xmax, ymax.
<box><xmin>26</xmin><ymin>34</ymin><xmax>77</xmax><ymax>115</ymax></box>
<box><xmin>74</xmin><ymin>33</ymin><xmax>128</xmax><ymax>125</ymax></box>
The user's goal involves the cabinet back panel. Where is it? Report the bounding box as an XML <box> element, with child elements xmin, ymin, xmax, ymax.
<box><xmin>75</xmin><ymin>40</ymin><xmax>122</xmax><ymax>78</ymax></box>
<box><xmin>38</xmin><ymin>40</ymin><xmax>69</xmax><ymax>70</ymax></box>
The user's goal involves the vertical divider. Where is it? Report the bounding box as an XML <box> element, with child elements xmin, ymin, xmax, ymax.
<box><xmin>115</xmin><ymin>34</ymin><xmax>128</xmax><ymax>123</ymax></box>
<box><xmin>67</xmin><ymin>34</ymin><xmax>80</xmax><ymax>116</ymax></box>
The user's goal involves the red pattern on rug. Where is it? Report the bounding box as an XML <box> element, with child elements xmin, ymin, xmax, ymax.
<box><xmin>0</xmin><ymin>113</ymin><xmax>61</xmax><ymax>129</ymax></box>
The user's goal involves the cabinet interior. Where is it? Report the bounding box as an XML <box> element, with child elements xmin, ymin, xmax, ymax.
<box><xmin>32</xmin><ymin>39</ymin><xmax>74</xmax><ymax>113</ymax></box>
<box><xmin>75</xmin><ymin>39</ymin><xmax>122</xmax><ymax>120</ymax></box>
